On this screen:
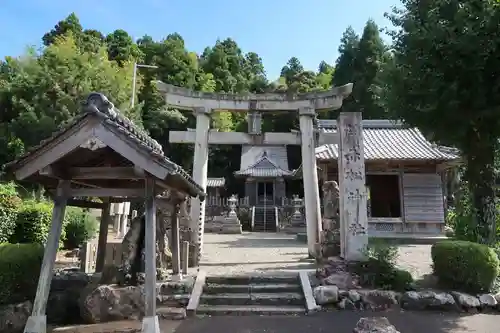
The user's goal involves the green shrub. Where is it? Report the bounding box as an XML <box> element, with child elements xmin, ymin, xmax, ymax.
<box><xmin>0</xmin><ymin>182</ymin><xmax>21</xmax><ymax>243</ymax></box>
<box><xmin>351</xmin><ymin>240</ymin><xmax>413</xmax><ymax>291</ymax></box>
<box><xmin>432</xmin><ymin>240</ymin><xmax>500</xmax><ymax>293</ymax></box>
<box><xmin>63</xmin><ymin>208</ymin><xmax>98</xmax><ymax>249</ymax></box>
<box><xmin>9</xmin><ymin>201</ymin><xmax>65</xmax><ymax>247</ymax></box>
<box><xmin>0</xmin><ymin>243</ymin><xmax>43</xmax><ymax>305</ymax></box>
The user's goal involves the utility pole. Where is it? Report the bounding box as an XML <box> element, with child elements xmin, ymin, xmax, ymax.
<box><xmin>131</xmin><ymin>62</ymin><xmax>158</xmax><ymax>108</ymax></box>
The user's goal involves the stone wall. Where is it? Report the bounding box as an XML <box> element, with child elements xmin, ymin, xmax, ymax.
<box><xmin>0</xmin><ymin>268</ymin><xmax>195</xmax><ymax>333</ymax></box>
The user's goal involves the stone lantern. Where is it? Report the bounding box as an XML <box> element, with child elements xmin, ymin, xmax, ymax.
<box><xmin>228</xmin><ymin>194</ymin><xmax>238</xmax><ymax>217</ymax></box>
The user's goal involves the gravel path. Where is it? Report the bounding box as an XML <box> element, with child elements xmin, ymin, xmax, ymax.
<box><xmin>200</xmin><ymin>232</ymin><xmax>314</xmax><ymax>276</ymax></box>
<box><xmin>200</xmin><ymin>232</ymin><xmax>433</xmax><ymax>279</ymax></box>
<box><xmin>396</xmin><ymin>244</ymin><xmax>433</xmax><ymax>279</ymax></box>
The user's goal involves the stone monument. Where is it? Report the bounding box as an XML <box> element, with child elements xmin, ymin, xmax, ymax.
<box><xmin>205</xmin><ymin>195</ymin><xmax>243</xmax><ymax>234</ymax></box>
<box><xmin>320</xmin><ymin>180</ymin><xmax>341</xmax><ymax>257</ymax></box>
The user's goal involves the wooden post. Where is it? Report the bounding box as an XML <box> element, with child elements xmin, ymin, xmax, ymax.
<box><xmin>171</xmin><ymin>203</ymin><xmax>182</xmax><ymax>279</ymax></box>
<box><xmin>95</xmin><ymin>201</ymin><xmax>111</xmax><ymax>272</ymax></box>
<box><xmin>24</xmin><ymin>180</ymin><xmax>70</xmax><ymax>333</ymax></box>
<box><xmin>142</xmin><ymin>178</ymin><xmax>160</xmax><ymax>333</ymax></box>
<box><xmin>182</xmin><ymin>241</ymin><xmax>189</xmax><ymax>275</ymax></box>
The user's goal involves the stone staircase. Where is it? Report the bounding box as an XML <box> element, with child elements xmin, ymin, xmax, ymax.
<box><xmin>155</xmin><ymin>284</ymin><xmax>191</xmax><ymax>319</ymax></box>
<box><xmin>253</xmin><ymin>207</ymin><xmax>277</xmax><ymax>232</ymax></box>
<box><xmin>196</xmin><ymin>275</ymin><xmax>306</xmax><ymax>315</ymax></box>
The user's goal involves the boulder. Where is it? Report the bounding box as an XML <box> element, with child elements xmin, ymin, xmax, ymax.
<box><xmin>478</xmin><ymin>293</ymin><xmax>497</xmax><ymax>307</ymax></box>
<box><xmin>348</xmin><ymin>290</ymin><xmax>361</xmax><ymax>303</ymax></box>
<box><xmin>359</xmin><ymin>290</ymin><xmax>399</xmax><ymax>310</ymax></box>
<box><xmin>400</xmin><ymin>291</ymin><xmax>458</xmax><ymax>311</ymax></box>
<box><xmin>80</xmin><ymin>285</ymin><xmax>144</xmax><ymax>323</ymax></box>
<box><xmin>322</xmin><ymin>271</ymin><xmax>359</xmax><ymax>289</ymax></box>
<box><xmin>338</xmin><ymin>298</ymin><xmax>357</xmax><ymax>310</ymax></box>
<box><xmin>450</xmin><ymin>291</ymin><xmax>480</xmax><ymax>310</ymax></box>
<box><xmin>313</xmin><ymin>285</ymin><xmax>339</xmax><ymax>305</ymax></box>
<box><xmin>0</xmin><ymin>301</ymin><xmax>32</xmax><ymax>333</ymax></box>
<box><xmin>353</xmin><ymin>317</ymin><xmax>400</xmax><ymax>333</ymax></box>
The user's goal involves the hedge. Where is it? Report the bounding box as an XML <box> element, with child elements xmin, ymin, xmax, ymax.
<box><xmin>0</xmin><ymin>243</ymin><xmax>44</xmax><ymax>305</ymax></box>
<box><xmin>9</xmin><ymin>201</ymin><xmax>64</xmax><ymax>246</ymax></box>
<box><xmin>431</xmin><ymin>240</ymin><xmax>500</xmax><ymax>293</ymax></box>
<box><xmin>63</xmin><ymin>207</ymin><xmax>98</xmax><ymax>249</ymax></box>
<box><xmin>0</xmin><ymin>183</ymin><xmax>21</xmax><ymax>243</ymax></box>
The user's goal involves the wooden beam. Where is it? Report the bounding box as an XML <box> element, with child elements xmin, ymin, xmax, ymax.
<box><xmin>68</xmin><ymin>166</ymin><xmax>145</xmax><ymax>180</ymax></box>
<box><xmin>169</xmin><ymin>130</ymin><xmax>303</xmax><ymax>145</ymax></box>
<box><xmin>39</xmin><ymin>165</ymin><xmax>102</xmax><ymax>189</ymax></box>
<box><xmin>69</xmin><ymin>188</ymin><xmax>144</xmax><ymax>197</ymax></box>
<box><xmin>67</xmin><ymin>199</ymin><xmax>105</xmax><ymax>209</ymax></box>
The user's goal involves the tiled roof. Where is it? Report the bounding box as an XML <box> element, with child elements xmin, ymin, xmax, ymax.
<box><xmin>5</xmin><ymin>93</ymin><xmax>205</xmax><ymax>198</ymax></box>
<box><xmin>239</xmin><ymin>146</ymin><xmax>289</xmax><ymax>171</ymax></box>
<box><xmin>235</xmin><ymin>167</ymin><xmax>293</xmax><ymax>177</ymax></box>
<box><xmin>207</xmin><ymin>178</ymin><xmax>225</xmax><ymax>187</ymax></box>
<box><xmin>315</xmin><ymin>120</ymin><xmax>460</xmax><ymax>161</ymax></box>
<box><xmin>291</xmin><ymin>164</ymin><xmax>322</xmax><ymax>179</ymax></box>
<box><xmin>235</xmin><ymin>149</ymin><xmax>293</xmax><ymax>177</ymax></box>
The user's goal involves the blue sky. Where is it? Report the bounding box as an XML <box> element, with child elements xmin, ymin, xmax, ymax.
<box><xmin>0</xmin><ymin>0</ymin><xmax>399</xmax><ymax>79</ymax></box>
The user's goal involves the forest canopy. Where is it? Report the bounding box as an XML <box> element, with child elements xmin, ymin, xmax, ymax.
<box><xmin>3</xmin><ymin>0</ymin><xmax>500</xmax><ymax>245</ymax></box>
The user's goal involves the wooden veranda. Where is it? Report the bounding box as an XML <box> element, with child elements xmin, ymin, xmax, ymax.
<box><xmin>4</xmin><ymin>93</ymin><xmax>205</xmax><ymax>333</ymax></box>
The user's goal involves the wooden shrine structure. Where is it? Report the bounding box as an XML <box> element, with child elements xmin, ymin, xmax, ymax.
<box><xmin>5</xmin><ymin>93</ymin><xmax>204</xmax><ymax>333</ymax></box>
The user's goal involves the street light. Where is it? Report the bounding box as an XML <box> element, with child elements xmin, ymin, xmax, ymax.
<box><xmin>131</xmin><ymin>62</ymin><xmax>159</xmax><ymax>108</ymax></box>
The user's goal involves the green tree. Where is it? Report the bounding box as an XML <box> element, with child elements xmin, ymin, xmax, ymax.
<box><xmin>333</xmin><ymin>22</ymin><xmax>387</xmax><ymax>118</ymax></box>
<box><xmin>383</xmin><ymin>0</ymin><xmax>500</xmax><ymax>244</ymax></box>
<box><xmin>0</xmin><ymin>33</ymin><xmax>136</xmax><ymax>152</ymax></box>
<box><xmin>316</xmin><ymin>61</ymin><xmax>335</xmax><ymax>90</ymax></box>
<box><xmin>106</xmin><ymin>29</ymin><xmax>143</xmax><ymax>65</ymax></box>
<box><xmin>42</xmin><ymin>13</ymin><xmax>82</xmax><ymax>46</ymax></box>
<box><xmin>332</xmin><ymin>26</ymin><xmax>359</xmax><ymax>88</ymax></box>
<box><xmin>353</xmin><ymin>20</ymin><xmax>387</xmax><ymax>118</ymax></box>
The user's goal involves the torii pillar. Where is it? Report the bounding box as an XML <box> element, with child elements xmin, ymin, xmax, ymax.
<box><xmin>190</xmin><ymin>107</ymin><xmax>210</xmax><ymax>265</ymax></box>
<box><xmin>299</xmin><ymin>106</ymin><xmax>323</xmax><ymax>256</ymax></box>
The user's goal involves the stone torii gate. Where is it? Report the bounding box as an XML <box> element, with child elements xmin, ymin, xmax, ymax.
<box><xmin>157</xmin><ymin>82</ymin><xmax>368</xmax><ymax>261</ymax></box>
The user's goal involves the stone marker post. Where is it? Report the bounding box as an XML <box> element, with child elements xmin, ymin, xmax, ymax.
<box><xmin>337</xmin><ymin>112</ymin><xmax>368</xmax><ymax>261</ymax></box>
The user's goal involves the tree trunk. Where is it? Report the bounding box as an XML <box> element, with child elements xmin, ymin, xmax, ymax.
<box><xmin>463</xmin><ymin>134</ymin><xmax>497</xmax><ymax>245</ymax></box>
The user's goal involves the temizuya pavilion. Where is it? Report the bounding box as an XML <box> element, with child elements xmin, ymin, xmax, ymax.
<box><xmin>5</xmin><ymin>93</ymin><xmax>205</xmax><ymax>333</ymax></box>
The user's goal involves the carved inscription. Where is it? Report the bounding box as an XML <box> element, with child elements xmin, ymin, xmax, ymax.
<box><xmin>347</xmin><ymin>189</ymin><xmax>366</xmax><ymax>201</ymax></box>
<box><xmin>343</xmin><ymin>123</ymin><xmax>360</xmax><ymax>138</ymax></box>
<box><xmin>345</xmin><ymin>169</ymin><xmax>364</xmax><ymax>181</ymax></box>
<box><xmin>348</xmin><ymin>222</ymin><xmax>367</xmax><ymax>236</ymax></box>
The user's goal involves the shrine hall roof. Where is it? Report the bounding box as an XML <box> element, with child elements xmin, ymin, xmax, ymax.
<box><xmin>315</xmin><ymin>120</ymin><xmax>460</xmax><ymax>161</ymax></box>
<box><xmin>235</xmin><ymin>146</ymin><xmax>293</xmax><ymax>177</ymax></box>
<box><xmin>5</xmin><ymin>93</ymin><xmax>205</xmax><ymax>198</ymax></box>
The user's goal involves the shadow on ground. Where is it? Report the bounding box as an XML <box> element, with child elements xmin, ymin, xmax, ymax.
<box><xmin>173</xmin><ymin>311</ymin><xmax>498</xmax><ymax>333</ymax></box>
<box><xmin>220</xmin><ymin>236</ymin><xmax>305</xmax><ymax>248</ymax></box>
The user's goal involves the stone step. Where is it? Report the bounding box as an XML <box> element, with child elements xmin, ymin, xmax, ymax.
<box><xmin>156</xmin><ymin>294</ymin><xmax>190</xmax><ymax>307</ymax></box>
<box><xmin>196</xmin><ymin>304</ymin><xmax>305</xmax><ymax>315</ymax></box>
<box><xmin>204</xmin><ymin>283</ymin><xmax>302</xmax><ymax>294</ymax></box>
<box><xmin>156</xmin><ymin>306</ymin><xmax>187</xmax><ymax>320</ymax></box>
<box><xmin>200</xmin><ymin>292</ymin><xmax>304</xmax><ymax>306</ymax></box>
<box><xmin>206</xmin><ymin>275</ymin><xmax>299</xmax><ymax>285</ymax></box>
